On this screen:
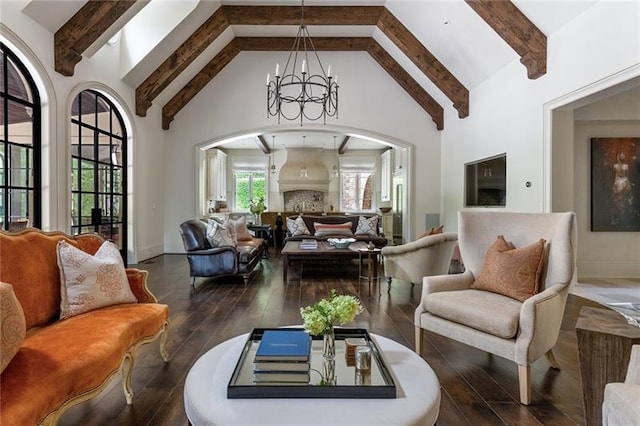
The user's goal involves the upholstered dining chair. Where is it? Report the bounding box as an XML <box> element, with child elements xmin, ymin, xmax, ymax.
<box><xmin>414</xmin><ymin>211</ymin><xmax>576</xmax><ymax>405</ymax></box>
<box><xmin>381</xmin><ymin>233</ymin><xmax>458</xmax><ymax>291</ymax></box>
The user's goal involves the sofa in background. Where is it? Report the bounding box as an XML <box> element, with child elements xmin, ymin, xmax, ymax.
<box><xmin>179</xmin><ymin>219</ymin><xmax>265</xmax><ymax>285</ymax></box>
<box><xmin>283</xmin><ymin>214</ymin><xmax>387</xmax><ymax>247</ymax></box>
<box><xmin>0</xmin><ymin>229</ymin><xmax>170</xmax><ymax>425</ymax></box>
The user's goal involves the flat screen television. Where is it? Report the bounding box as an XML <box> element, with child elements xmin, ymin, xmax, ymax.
<box><xmin>465</xmin><ymin>154</ymin><xmax>506</xmax><ymax>207</ymax></box>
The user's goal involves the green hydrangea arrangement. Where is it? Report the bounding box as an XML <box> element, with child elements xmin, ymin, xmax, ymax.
<box><xmin>300</xmin><ymin>289</ymin><xmax>363</xmax><ymax>335</ymax></box>
<box><xmin>249</xmin><ymin>197</ymin><xmax>266</xmax><ymax>216</ymax></box>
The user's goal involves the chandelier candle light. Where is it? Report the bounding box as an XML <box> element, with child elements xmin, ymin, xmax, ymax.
<box><xmin>266</xmin><ymin>0</ymin><xmax>338</xmax><ymax>125</ymax></box>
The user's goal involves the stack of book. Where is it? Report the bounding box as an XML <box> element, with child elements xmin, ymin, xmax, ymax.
<box><xmin>253</xmin><ymin>330</ymin><xmax>311</xmax><ymax>383</ymax></box>
<box><xmin>299</xmin><ymin>239</ymin><xmax>318</xmax><ymax>250</ymax></box>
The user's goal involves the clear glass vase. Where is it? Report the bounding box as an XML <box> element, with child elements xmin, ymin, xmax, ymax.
<box><xmin>321</xmin><ymin>359</ymin><xmax>336</xmax><ymax>386</ymax></box>
<box><xmin>322</xmin><ymin>327</ymin><xmax>336</xmax><ymax>360</ymax></box>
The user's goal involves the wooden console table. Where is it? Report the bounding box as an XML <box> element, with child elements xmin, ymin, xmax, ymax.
<box><xmin>575</xmin><ymin>306</ymin><xmax>640</xmax><ymax>426</ymax></box>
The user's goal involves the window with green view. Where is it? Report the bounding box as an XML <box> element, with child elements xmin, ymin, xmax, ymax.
<box><xmin>234</xmin><ymin>171</ymin><xmax>266</xmax><ymax>211</ymax></box>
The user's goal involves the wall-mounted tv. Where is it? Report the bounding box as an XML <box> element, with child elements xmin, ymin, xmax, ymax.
<box><xmin>465</xmin><ymin>154</ymin><xmax>507</xmax><ymax>207</ymax></box>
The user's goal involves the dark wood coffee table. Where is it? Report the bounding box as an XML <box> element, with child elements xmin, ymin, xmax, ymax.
<box><xmin>281</xmin><ymin>240</ymin><xmax>367</xmax><ymax>281</ymax></box>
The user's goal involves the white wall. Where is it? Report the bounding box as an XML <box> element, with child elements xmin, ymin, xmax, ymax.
<box><xmin>569</xmin><ymin>85</ymin><xmax>640</xmax><ymax>278</ymax></box>
<box><xmin>440</xmin><ymin>1</ymin><xmax>640</xmax><ymax>277</ymax></box>
<box><xmin>164</xmin><ymin>51</ymin><xmax>442</xmax><ymax>253</ymax></box>
<box><xmin>1</xmin><ymin>2</ymin><xmax>167</xmax><ymax>263</ymax></box>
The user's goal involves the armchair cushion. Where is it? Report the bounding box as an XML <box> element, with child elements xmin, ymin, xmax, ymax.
<box><xmin>471</xmin><ymin>235</ymin><xmax>546</xmax><ymax>302</ymax></box>
<box><xmin>417</xmin><ymin>225</ymin><xmax>444</xmax><ymax>240</ymax></box>
<box><xmin>424</xmin><ymin>289</ymin><xmax>522</xmax><ymax>339</ymax></box>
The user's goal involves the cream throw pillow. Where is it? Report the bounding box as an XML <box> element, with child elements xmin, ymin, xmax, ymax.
<box><xmin>57</xmin><ymin>240</ymin><xmax>137</xmax><ymax>319</ymax></box>
<box><xmin>287</xmin><ymin>215</ymin><xmax>311</xmax><ymax>236</ymax></box>
<box><xmin>355</xmin><ymin>216</ymin><xmax>378</xmax><ymax>236</ymax></box>
<box><xmin>228</xmin><ymin>216</ymin><xmax>253</xmax><ymax>241</ymax></box>
<box><xmin>207</xmin><ymin>221</ymin><xmax>236</xmax><ymax>247</ymax></box>
<box><xmin>0</xmin><ymin>282</ymin><xmax>26</xmax><ymax>373</ymax></box>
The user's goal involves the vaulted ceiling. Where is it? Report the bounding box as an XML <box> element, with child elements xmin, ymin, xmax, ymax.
<box><xmin>22</xmin><ymin>0</ymin><xmax>598</xmax><ymax>139</ymax></box>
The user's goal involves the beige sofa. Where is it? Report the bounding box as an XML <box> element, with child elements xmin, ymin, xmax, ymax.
<box><xmin>603</xmin><ymin>344</ymin><xmax>640</xmax><ymax>425</ymax></box>
<box><xmin>0</xmin><ymin>229</ymin><xmax>170</xmax><ymax>425</ymax></box>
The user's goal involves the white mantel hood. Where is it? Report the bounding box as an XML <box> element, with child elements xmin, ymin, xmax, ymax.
<box><xmin>278</xmin><ymin>149</ymin><xmax>330</xmax><ymax>193</ymax></box>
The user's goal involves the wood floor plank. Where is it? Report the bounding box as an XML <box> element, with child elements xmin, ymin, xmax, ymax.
<box><xmin>58</xmin><ymin>252</ymin><xmax>589</xmax><ymax>425</ymax></box>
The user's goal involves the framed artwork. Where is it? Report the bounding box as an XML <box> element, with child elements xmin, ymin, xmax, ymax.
<box><xmin>591</xmin><ymin>137</ymin><xmax>640</xmax><ymax>231</ymax></box>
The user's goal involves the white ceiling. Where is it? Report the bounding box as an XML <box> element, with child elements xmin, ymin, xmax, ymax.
<box><xmin>21</xmin><ymin>0</ymin><xmax>599</xmax><ymax>149</ymax></box>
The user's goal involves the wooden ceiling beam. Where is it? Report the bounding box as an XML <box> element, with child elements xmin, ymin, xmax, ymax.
<box><xmin>162</xmin><ymin>39</ymin><xmax>240</xmax><ymax>130</ymax></box>
<box><xmin>222</xmin><ymin>6</ymin><xmax>383</xmax><ymax>26</ymax></box>
<box><xmin>366</xmin><ymin>40</ymin><xmax>443</xmax><ymax>131</ymax></box>
<box><xmin>137</xmin><ymin>7</ymin><xmax>229</xmax><ymax>117</ymax></box>
<box><xmin>236</xmin><ymin>37</ymin><xmax>371</xmax><ymax>51</ymax></box>
<box><xmin>465</xmin><ymin>0</ymin><xmax>547</xmax><ymax>79</ymax></box>
<box><xmin>55</xmin><ymin>0</ymin><xmax>137</xmax><ymax>76</ymax></box>
<box><xmin>376</xmin><ymin>9</ymin><xmax>469</xmax><ymax>119</ymax></box>
<box><xmin>338</xmin><ymin>136</ymin><xmax>351</xmax><ymax>155</ymax></box>
<box><xmin>162</xmin><ymin>37</ymin><xmax>444</xmax><ymax>130</ymax></box>
<box><xmin>256</xmin><ymin>135</ymin><xmax>271</xmax><ymax>154</ymax></box>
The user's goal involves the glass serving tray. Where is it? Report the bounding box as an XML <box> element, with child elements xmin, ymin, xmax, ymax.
<box><xmin>227</xmin><ymin>327</ymin><xmax>397</xmax><ymax>399</ymax></box>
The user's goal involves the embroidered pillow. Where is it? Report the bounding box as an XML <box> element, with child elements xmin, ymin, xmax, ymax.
<box><xmin>313</xmin><ymin>222</ymin><xmax>354</xmax><ymax>237</ymax></box>
<box><xmin>57</xmin><ymin>240</ymin><xmax>137</xmax><ymax>319</ymax></box>
<box><xmin>287</xmin><ymin>215</ymin><xmax>311</xmax><ymax>236</ymax></box>
<box><xmin>227</xmin><ymin>216</ymin><xmax>253</xmax><ymax>241</ymax></box>
<box><xmin>471</xmin><ymin>235</ymin><xmax>546</xmax><ymax>302</ymax></box>
<box><xmin>355</xmin><ymin>216</ymin><xmax>378</xmax><ymax>236</ymax></box>
<box><xmin>208</xmin><ymin>221</ymin><xmax>236</xmax><ymax>247</ymax></box>
<box><xmin>0</xmin><ymin>282</ymin><xmax>26</xmax><ymax>373</ymax></box>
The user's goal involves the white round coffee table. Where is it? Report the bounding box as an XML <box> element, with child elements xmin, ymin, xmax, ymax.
<box><xmin>184</xmin><ymin>333</ymin><xmax>440</xmax><ymax>425</ymax></box>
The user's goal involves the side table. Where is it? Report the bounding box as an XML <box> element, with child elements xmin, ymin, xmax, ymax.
<box><xmin>575</xmin><ymin>306</ymin><xmax>640</xmax><ymax>426</ymax></box>
<box><xmin>248</xmin><ymin>224</ymin><xmax>272</xmax><ymax>258</ymax></box>
<box><xmin>358</xmin><ymin>248</ymin><xmax>382</xmax><ymax>297</ymax></box>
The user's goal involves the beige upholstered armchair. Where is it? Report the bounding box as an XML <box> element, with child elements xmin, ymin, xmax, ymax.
<box><xmin>603</xmin><ymin>344</ymin><xmax>640</xmax><ymax>425</ymax></box>
<box><xmin>415</xmin><ymin>211</ymin><xmax>576</xmax><ymax>405</ymax></box>
<box><xmin>381</xmin><ymin>233</ymin><xmax>458</xmax><ymax>291</ymax></box>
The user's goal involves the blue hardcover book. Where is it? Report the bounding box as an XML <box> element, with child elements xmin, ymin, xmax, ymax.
<box><xmin>254</xmin><ymin>330</ymin><xmax>311</xmax><ymax>362</ymax></box>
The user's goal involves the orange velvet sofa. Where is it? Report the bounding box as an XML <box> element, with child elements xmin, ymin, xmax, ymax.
<box><xmin>0</xmin><ymin>229</ymin><xmax>170</xmax><ymax>425</ymax></box>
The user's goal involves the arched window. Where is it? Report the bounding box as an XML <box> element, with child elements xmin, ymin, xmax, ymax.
<box><xmin>70</xmin><ymin>90</ymin><xmax>127</xmax><ymax>258</ymax></box>
<box><xmin>0</xmin><ymin>42</ymin><xmax>41</xmax><ymax>231</ymax></box>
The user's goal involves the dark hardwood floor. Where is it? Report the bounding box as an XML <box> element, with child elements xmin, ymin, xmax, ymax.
<box><xmin>59</xmin><ymin>250</ymin><xmax>599</xmax><ymax>425</ymax></box>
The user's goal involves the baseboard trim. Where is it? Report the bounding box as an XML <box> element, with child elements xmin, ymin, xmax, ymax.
<box><xmin>137</xmin><ymin>244</ymin><xmax>165</xmax><ymax>263</ymax></box>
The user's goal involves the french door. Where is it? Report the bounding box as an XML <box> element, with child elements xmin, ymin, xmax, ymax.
<box><xmin>70</xmin><ymin>90</ymin><xmax>127</xmax><ymax>260</ymax></box>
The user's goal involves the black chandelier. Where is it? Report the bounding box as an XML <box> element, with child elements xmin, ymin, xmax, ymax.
<box><xmin>266</xmin><ymin>0</ymin><xmax>338</xmax><ymax>125</ymax></box>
